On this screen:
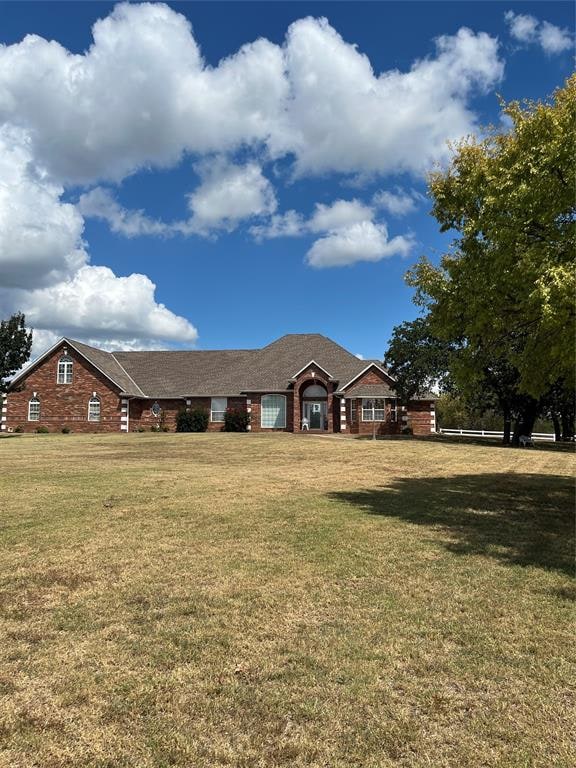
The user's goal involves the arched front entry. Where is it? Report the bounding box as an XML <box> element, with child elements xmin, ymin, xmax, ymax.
<box><xmin>300</xmin><ymin>381</ymin><xmax>328</xmax><ymax>431</ymax></box>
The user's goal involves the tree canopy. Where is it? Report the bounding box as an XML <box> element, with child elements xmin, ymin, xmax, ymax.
<box><xmin>0</xmin><ymin>313</ymin><xmax>33</xmax><ymax>392</ymax></box>
<box><xmin>384</xmin><ymin>317</ymin><xmax>455</xmax><ymax>402</ymax></box>
<box><xmin>407</xmin><ymin>75</ymin><xmax>575</xmax><ymax>400</ymax></box>
<box><xmin>386</xmin><ymin>76</ymin><xmax>575</xmax><ymax>442</ymax></box>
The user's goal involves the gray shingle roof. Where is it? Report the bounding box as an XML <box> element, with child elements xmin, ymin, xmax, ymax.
<box><xmin>343</xmin><ymin>382</ymin><xmax>397</xmax><ymax>399</ymax></box>
<box><xmin>66</xmin><ymin>339</ymin><xmax>146</xmax><ymax>396</ymax></box>
<box><xmin>237</xmin><ymin>334</ymin><xmax>369</xmax><ymax>393</ymax></box>
<box><xmin>33</xmin><ymin>334</ymin><xmax>400</xmax><ymax>399</ymax></box>
<box><xmin>112</xmin><ymin>349</ymin><xmax>255</xmax><ymax>397</ymax></box>
<box><xmin>112</xmin><ymin>334</ymin><xmax>371</xmax><ymax>397</ymax></box>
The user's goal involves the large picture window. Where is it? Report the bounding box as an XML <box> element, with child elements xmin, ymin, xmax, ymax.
<box><xmin>261</xmin><ymin>394</ymin><xmax>286</xmax><ymax>428</ymax></box>
<box><xmin>57</xmin><ymin>355</ymin><xmax>73</xmax><ymax>384</ymax></box>
<box><xmin>28</xmin><ymin>396</ymin><xmax>40</xmax><ymax>421</ymax></box>
<box><xmin>211</xmin><ymin>397</ymin><xmax>227</xmax><ymax>422</ymax></box>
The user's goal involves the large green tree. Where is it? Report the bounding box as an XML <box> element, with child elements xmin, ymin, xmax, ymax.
<box><xmin>0</xmin><ymin>313</ymin><xmax>33</xmax><ymax>392</ymax></box>
<box><xmin>384</xmin><ymin>317</ymin><xmax>456</xmax><ymax>401</ymax></box>
<box><xmin>406</xmin><ymin>75</ymin><xmax>575</xmax><ymax>442</ymax></box>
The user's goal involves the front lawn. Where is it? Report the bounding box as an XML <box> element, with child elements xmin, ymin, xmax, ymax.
<box><xmin>0</xmin><ymin>434</ymin><xmax>574</xmax><ymax>767</ymax></box>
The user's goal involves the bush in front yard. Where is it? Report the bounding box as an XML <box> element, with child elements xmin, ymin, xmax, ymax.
<box><xmin>36</xmin><ymin>426</ymin><xmax>50</xmax><ymax>434</ymax></box>
<box><xmin>176</xmin><ymin>408</ymin><xmax>209</xmax><ymax>433</ymax></box>
<box><xmin>223</xmin><ymin>406</ymin><xmax>250</xmax><ymax>432</ymax></box>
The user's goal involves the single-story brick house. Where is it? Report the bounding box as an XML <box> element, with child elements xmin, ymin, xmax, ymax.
<box><xmin>2</xmin><ymin>334</ymin><xmax>436</xmax><ymax>435</ymax></box>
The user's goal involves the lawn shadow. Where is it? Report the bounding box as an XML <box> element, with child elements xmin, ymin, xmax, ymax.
<box><xmin>329</xmin><ymin>473</ymin><xmax>575</xmax><ymax>576</ymax></box>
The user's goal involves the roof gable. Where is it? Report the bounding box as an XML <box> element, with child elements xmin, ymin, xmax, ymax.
<box><xmin>290</xmin><ymin>359</ymin><xmax>334</xmax><ymax>380</ymax></box>
<box><xmin>7</xmin><ymin>337</ymin><xmax>144</xmax><ymax>395</ymax></box>
<box><xmin>338</xmin><ymin>362</ymin><xmax>396</xmax><ymax>393</ymax></box>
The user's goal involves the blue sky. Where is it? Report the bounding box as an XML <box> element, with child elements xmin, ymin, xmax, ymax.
<box><xmin>0</xmin><ymin>1</ymin><xmax>573</xmax><ymax>360</ymax></box>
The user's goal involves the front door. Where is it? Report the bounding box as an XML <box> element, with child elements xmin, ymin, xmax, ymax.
<box><xmin>303</xmin><ymin>401</ymin><xmax>326</xmax><ymax>430</ymax></box>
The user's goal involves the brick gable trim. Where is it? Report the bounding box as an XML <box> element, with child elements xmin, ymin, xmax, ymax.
<box><xmin>289</xmin><ymin>359</ymin><xmax>335</xmax><ymax>381</ymax></box>
<box><xmin>337</xmin><ymin>362</ymin><xmax>395</xmax><ymax>393</ymax></box>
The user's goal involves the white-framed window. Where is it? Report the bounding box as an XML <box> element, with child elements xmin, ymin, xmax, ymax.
<box><xmin>389</xmin><ymin>398</ymin><xmax>398</xmax><ymax>423</ymax></box>
<box><xmin>57</xmin><ymin>355</ymin><xmax>73</xmax><ymax>384</ymax></box>
<box><xmin>362</xmin><ymin>398</ymin><xmax>385</xmax><ymax>422</ymax></box>
<box><xmin>88</xmin><ymin>395</ymin><xmax>101</xmax><ymax>422</ymax></box>
<box><xmin>151</xmin><ymin>402</ymin><xmax>161</xmax><ymax>417</ymax></box>
<box><xmin>28</xmin><ymin>396</ymin><xmax>40</xmax><ymax>421</ymax></box>
<box><xmin>211</xmin><ymin>397</ymin><xmax>227</xmax><ymax>422</ymax></box>
<box><xmin>261</xmin><ymin>394</ymin><xmax>286</xmax><ymax>428</ymax></box>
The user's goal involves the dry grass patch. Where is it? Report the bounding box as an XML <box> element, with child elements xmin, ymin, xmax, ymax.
<box><xmin>0</xmin><ymin>433</ymin><xmax>574</xmax><ymax>767</ymax></box>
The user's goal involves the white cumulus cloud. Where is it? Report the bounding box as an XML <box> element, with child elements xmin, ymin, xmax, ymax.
<box><xmin>538</xmin><ymin>21</ymin><xmax>573</xmax><ymax>55</ymax></box>
<box><xmin>249</xmin><ymin>210</ymin><xmax>306</xmax><ymax>241</ymax></box>
<box><xmin>0</xmin><ymin>6</ymin><xmax>504</xmax><ymax>185</ymax></box>
<box><xmin>271</xmin><ymin>20</ymin><xmax>504</xmax><ymax>177</ymax></box>
<box><xmin>186</xmin><ymin>158</ymin><xmax>277</xmax><ymax>234</ymax></box>
<box><xmin>504</xmin><ymin>11</ymin><xmax>573</xmax><ymax>54</ymax></box>
<box><xmin>251</xmin><ymin>196</ymin><xmax>415</xmax><ymax>267</ymax></box>
<box><xmin>504</xmin><ymin>11</ymin><xmax>539</xmax><ymax>43</ymax></box>
<box><xmin>308</xmin><ymin>199</ymin><xmax>374</xmax><ymax>233</ymax></box>
<box><xmin>251</xmin><ymin>198</ymin><xmax>374</xmax><ymax>240</ymax></box>
<box><xmin>373</xmin><ymin>188</ymin><xmax>425</xmax><ymax>217</ymax></box>
<box><xmin>0</xmin><ymin>126</ymin><xmax>87</xmax><ymax>289</ymax></box>
<box><xmin>306</xmin><ymin>221</ymin><xmax>414</xmax><ymax>268</ymax></box>
<box><xmin>20</xmin><ymin>265</ymin><xmax>198</xmax><ymax>344</ymax></box>
<box><xmin>0</xmin><ymin>127</ymin><xmax>198</xmax><ymax>347</ymax></box>
<box><xmin>0</xmin><ymin>2</ymin><xmax>287</xmax><ymax>184</ymax></box>
<box><xmin>78</xmin><ymin>187</ymin><xmax>171</xmax><ymax>237</ymax></box>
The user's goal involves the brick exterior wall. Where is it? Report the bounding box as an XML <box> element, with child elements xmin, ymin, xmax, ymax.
<box><xmin>129</xmin><ymin>396</ymin><xmax>249</xmax><ymax>432</ymax></box>
<box><xmin>3</xmin><ymin>342</ymin><xmax>123</xmax><ymax>433</ymax></box>
<box><xmin>340</xmin><ymin>366</ymin><xmax>435</xmax><ymax>436</ymax></box>
<box><xmin>129</xmin><ymin>398</ymin><xmax>185</xmax><ymax>431</ymax></box>
<box><xmin>405</xmin><ymin>400</ymin><xmax>436</xmax><ymax>435</ymax></box>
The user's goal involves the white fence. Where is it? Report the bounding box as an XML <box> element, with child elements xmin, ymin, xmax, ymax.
<box><xmin>438</xmin><ymin>428</ymin><xmax>556</xmax><ymax>442</ymax></box>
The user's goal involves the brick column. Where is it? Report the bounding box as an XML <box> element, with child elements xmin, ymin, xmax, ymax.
<box><xmin>293</xmin><ymin>390</ymin><xmax>301</xmax><ymax>432</ymax></box>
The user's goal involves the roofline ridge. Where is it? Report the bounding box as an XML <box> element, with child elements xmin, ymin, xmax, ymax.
<box><xmin>112</xmin><ymin>348</ymin><xmax>258</xmax><ymax>354</ymax></box>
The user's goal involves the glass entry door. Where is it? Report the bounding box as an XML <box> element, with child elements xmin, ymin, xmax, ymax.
<box><xmin>303</xmin><ymin>401</ymin><xmax>327</xmax><ymax>430</ymax></box>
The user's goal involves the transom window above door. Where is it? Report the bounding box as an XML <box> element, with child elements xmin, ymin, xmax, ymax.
<box><xmin>302</xmin><ymin>384</ymin><xmax>327</xmax><ymax>398</ymax></box>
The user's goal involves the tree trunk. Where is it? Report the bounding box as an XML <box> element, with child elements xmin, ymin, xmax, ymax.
<box><xmin>551</xmin><ymin>412</ymin><xmax>562</xmax><ymax>442</ymax></box>
<box><xmin>560</xmin><ymin>409</ymin><xmax>575</xmax><ymax>441</ymax></box>
<box><xmin>502</xmin><ymin>407</ymin><xmax>512</xmax><ymax>445</ymax></box>
<box><xmin>512</xmin><ymin>400</ymin><xmax>539</xmax><ymax>447</ymax></box>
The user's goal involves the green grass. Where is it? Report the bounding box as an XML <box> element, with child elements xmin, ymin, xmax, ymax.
<box><xmin>0</xmin><ymin>433</ymin><xmax>574</xmax><ymax>767</ymax></box>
